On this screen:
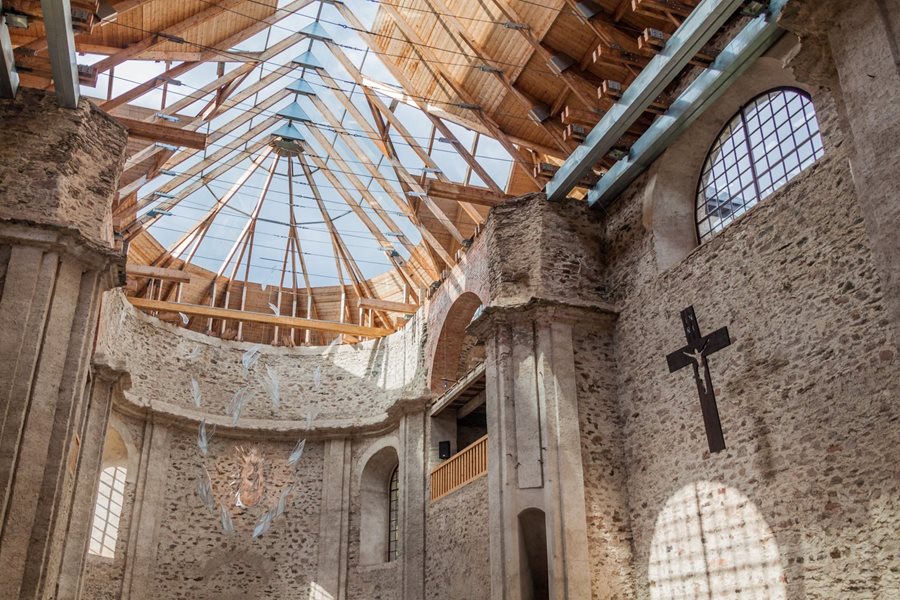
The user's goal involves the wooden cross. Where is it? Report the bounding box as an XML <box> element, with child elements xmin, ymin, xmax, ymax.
<box><xmin>666</xmin><ymin>306</ymin><xmax>732</xmax><ymax>453</ymax></box>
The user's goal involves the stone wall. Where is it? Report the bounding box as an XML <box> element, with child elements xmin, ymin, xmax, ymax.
<box><xmin>97</xmin><ymin>290</ymin><xmax>428</xmax><ymax>428</ymax></box>
<box><xmin>149</xmin><ymin>431</ymin><xmax>324</xmax><ymax>598</ymax></box>
<box><xmin>424</xmin><ymin>476</ymin><xmax>491</xmax><ymax>600</ymax></box>
<box><xmin>602</xmin><ymin>84</ymin><xmax>900</xmax><ymax>599</ymax></box>
<box><xmin>0</xmin><ymin>88</ymin><xmax>126</xmax><ymax>252</ymax></box>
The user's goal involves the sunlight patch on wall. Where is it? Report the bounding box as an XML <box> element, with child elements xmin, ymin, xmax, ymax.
<box><xmin>649</xmin><ymin>481</ymin><xmax>786</xmax><ymax>600</ymax></box>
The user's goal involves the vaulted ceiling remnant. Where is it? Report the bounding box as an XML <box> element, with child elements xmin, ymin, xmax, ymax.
<box><xmin>3</xmin><ymin>0</ymin><xmax>731</xmax><ymax>345</ymax></box>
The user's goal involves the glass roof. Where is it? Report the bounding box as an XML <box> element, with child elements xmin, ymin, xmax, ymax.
<box><xmin>80</xmin><ymin>0</ymin><xmax>516</xmax><ymax>288</ymax></box>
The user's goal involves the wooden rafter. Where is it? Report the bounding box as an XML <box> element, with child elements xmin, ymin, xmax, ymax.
<box><xmin>129</xmin><ymin>298</ymin><xmax>393</xmax><ymax>338</ymax></box>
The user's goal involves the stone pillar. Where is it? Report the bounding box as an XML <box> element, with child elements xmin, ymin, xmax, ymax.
<box><xmin>55</xmin><ymin>356</ymin><xmax>131</xmax><ymax>599</ymax></box>
<box><xmin>120</xmin><ymin>420</ymin><xmax>171</xmax><ymax>600</ymax></box>
<box><xmin>399</xmin><ymin>412</ymin><xmax>427</xmax><ymax>599</ymax></box>
<box><xmin>784</xmin><ymin>0</ymin><xmax>900</xmax><ymax>347</ymax></box>
<box><xmin>315</xmin><ymin>437</ymin><xmax>351</xmax><ymax>600</ymax></box>
<box><xmin>472</xmin><ymin>301</ymin><xmax>614</xmax><ymax>600</ymax></box>
<box><xmin>0</xmin><ymin>88</ymin><xmax>127</xmax><ymax>599</ymax></box>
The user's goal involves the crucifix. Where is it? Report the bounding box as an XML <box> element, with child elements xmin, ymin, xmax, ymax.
<box><xmin>666</xmin><ymin>306</ymin><xmax>732</xmax><ymax>453</ymax></box>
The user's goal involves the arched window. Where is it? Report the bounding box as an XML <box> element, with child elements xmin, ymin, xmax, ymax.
<box><xmin>359</xmin><ymin>445</ymin><xmax>399</xmax><ymax>565</ymax></box>
<box><xmin>89</xmin><ymin>465</ymin><xmax>127</xmax><ymax>558</ymax></box>
<box><xmin>388</xmin><ymin>467</ymin><xmax>399</xmax><ymax>562</ymax></box>
<box><xmin>696</xmin><ymin>88</ymin><xmax>824</xmax><ymax>242</ymax></box>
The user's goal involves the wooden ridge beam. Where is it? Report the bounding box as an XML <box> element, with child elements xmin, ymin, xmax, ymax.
<box><xmin>128</xmin><ymin>297</ymin><xmax>394</xmax><ymax>338</ymax></box>
<box><xmin>423</xmin><ymin>180</ymin><xmax>512</xmax><ymax>208</ymax></box>
<box><xmin>125</xmin><ymin>264</ymin><xmax>192</xmax><ymax>283</ymax></box>
<box><xmin>115</xmin><ymin>116</ymin><xmax>207</xmax><ymax>149</ymax></box>
<box><xmin>357</xmin><ymin>298</ymin><xmax>419</xmax><ymax>315</ymax></box>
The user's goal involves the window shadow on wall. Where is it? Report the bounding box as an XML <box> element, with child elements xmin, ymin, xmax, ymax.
<box><xmin>648</xmin><ymin>481</ymin><xmax>786</xmax><ymax>600</ymax></box>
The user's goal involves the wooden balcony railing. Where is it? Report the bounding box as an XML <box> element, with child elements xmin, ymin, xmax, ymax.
<box><xmin>430</xmin><ymin>435</ymin><xmax>488</xmax><ymax>502</ymax></box>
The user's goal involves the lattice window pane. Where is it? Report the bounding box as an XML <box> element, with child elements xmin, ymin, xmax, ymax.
<box><xmin>696</xmin><ymin>89</ymin><xmax>824</xmax><ymax>243</ymax></box>
<box><xmin>387</xmin><ymin>466</ymin><xmax>399</xmax><ymax>562</ymax></box>
<box><xmin>88</xmin><ymin>466</ymin><xmax>127</xmax><ymax>559</ymax></box>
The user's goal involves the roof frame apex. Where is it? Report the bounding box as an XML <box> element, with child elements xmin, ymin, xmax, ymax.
<box><xmin>277</xmin><ymin>100</ymin><xmax>313</xmax><ymax>122</ymax></box>
<box><xmin>292</xmin><ymin>50</ymin><xmax>323</xmax><ymax>69</ymax></box>
<box><xmin>300</xmin><ymin>21</ymin><xmax>332</xmax><ymax>41</ymax></box>
<box><xmin>287</xmin><ymin>78</ymin><xmax>317</xmax><ymax>95</ymax></box>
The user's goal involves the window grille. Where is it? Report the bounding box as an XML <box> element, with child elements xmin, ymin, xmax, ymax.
<box><xmin>696</xmin><ymin>88</ymin><xmax>824</xmax><ymax>242</ymax></box>
<box><xmin>388</xmin><ymin>466</ymin><xmax>399</xmax><ymax>561</ymax></box>
<box><xmin>88</xmin><ymin>465</ymin><xmax>127</xmax><ymax>558</ymax></box>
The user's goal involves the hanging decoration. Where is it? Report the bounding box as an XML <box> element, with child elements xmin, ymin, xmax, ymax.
<box><xmin>191</xmin><ymin>345</ymin><xmax>319</xmax><ymax>539</ymax></box>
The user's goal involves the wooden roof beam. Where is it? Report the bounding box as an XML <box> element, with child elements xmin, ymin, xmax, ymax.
<box><xmin>115</xmin><ymin>116</ymin><xmax>207</xmax><ymax>149</ymax></box>
<box><xmin>129</xmin><ymin>297</ymin><xmax>394</xmax><ymax>338</ymax></box>
<box><xmin>423</xmin><ymin>179</ymin><xmax>512</xmax><ymax>208</ymax></box>
<box><xmin>357</xmin><ymin>297</ymin><xmax>419</xmax><ymax>315</ymax></box>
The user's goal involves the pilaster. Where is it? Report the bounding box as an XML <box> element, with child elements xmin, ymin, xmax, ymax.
<box><xmin>0</xmin><ymin>88</ymin><xmax>127</xmax><ymax>599</ymax></box>
<box><xmin>472</xmin><ymin>300</ymin><xmax>617</xmax><ymax>600</ymax></box>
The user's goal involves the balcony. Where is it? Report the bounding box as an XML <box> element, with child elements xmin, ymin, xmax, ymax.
<box><xmin>430</xmin><ymin>434</ymin><xmax>487</xmax><ymax>502</ymax></box>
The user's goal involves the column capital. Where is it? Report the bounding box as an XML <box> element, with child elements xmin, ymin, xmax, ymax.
<box><xmin>468</xmin><ymin>298</ymin><xmax>617</xmax><ymax>339</ymax></box>
<box><xmin>91</xmin><ymin>353</ymin><xmax>132</xmax><ymax>389</ymax></box>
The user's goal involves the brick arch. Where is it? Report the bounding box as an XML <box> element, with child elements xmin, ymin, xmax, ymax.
<box><xmin>429</xmin><ymin>291</ymin><xmax>484</xmax><ymax>393</ymax></box>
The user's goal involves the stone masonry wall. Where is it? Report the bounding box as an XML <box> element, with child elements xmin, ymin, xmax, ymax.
<box><xmin>149</xmin><ymin>430</ymin><xmax>324</xmax><ymax>599</ymax></box>
<box><xmin>97</xmin><ymin>290</ymin><xmax>428</xmax><ymax>428</ymax></box>
<box><xmin>0</xmin><ymin>89</ymin><xmax>126</xmax><ymax>251</ymax></box>
<box><xmin>424</xmin><ymin>476</ymin><xmax>490</xmax><ymax>600</ymax></box>
<box><xmin>603</xmin><ymin>87</ymin><xmax>900</xmax><ymax>599</ymax></box>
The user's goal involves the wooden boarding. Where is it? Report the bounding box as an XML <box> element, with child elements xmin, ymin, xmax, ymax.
<box><xmin>125</xmin><ymin>264</ymin><xmax>192</xmax><ymax>283</ymax></box>
<box><xmin>128</xmin><ymin>298</ymin><xmax>394</xmax><ymax>338</ymax></box>
<box><xmin>357</xmin><ymin>298</ymin><xmax>420</xmax><ymax>315</ymax></box>
<box><xmin>430</xmin><ymin>435</ymin><xmax>488</xmax><ymax>502</ymax></box>
<box><xmin>115</xmin><ymin>117</ymin><xmax>207</xmax><ymax>150</ymax></box>
<box><xmin>423</xmin><ymin>180</ymin><xmax>511</xmax><ymax>208</ymax></box>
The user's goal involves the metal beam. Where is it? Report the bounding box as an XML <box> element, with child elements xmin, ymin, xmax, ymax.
<box><xmin>545</xmin><ymin>0</ymin><xmax>745</xmax><ymax>201</ymax></box>
<box><xmin>0</xmin><ymin>1</ymin><xmax>18</xmax><ymax>98</ymax></box>
<box><xmin>588</xmin><ymin>0</ymin><xmax>787</xmax><ymax>207</ymax></box>
<box><xmin>40</xmin><ymin>0</ymin><xmax>79</xmax><ymax>107</ymax></box>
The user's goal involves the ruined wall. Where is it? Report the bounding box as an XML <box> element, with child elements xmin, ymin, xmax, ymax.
<box><xmin>603</xmin><ymin>79</ymin><xmax>900</xmax><ymax>599</ymax></box>
<box><xmin>97</xmin><ymin>290</ymin><xmax>428</xmax><ymax>427</ymax></box>
<box><xmin>424</xmin><ymin>476</ymin><xmax>490</xmax><ymax>600</ymax></box>
<box><xmin>0</xmin><ymin>88</ymin><xmax>126</xmax><ymax>251</ymax></box>
<box><xmin>149</xmin><ymin>431</ymin><xmax>324</xmax><ymax>598</ymax></box>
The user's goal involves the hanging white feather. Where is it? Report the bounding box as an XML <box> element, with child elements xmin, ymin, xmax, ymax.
<box><xmin>261</xmin><ymin>365</ymin><xmax>280</xmax><ymax>409</ymax></box>
<box><xmin>268</xmin><ymin>302</ymin><xmax>279</xmax><ymax>315</ymax></box>
<box><xmin>305</xmin><ymin>411</ymin><xmax>317</xmax><ymax>429</ymax></box>
<box><xmin>228</xmin><ymin>387</ymin><xmax>249</xmax><ymax>425</ymax></box>
<box><xmin>197</xmin><ymin>420</ymin><xmax>212</xmax><ymax>456</ymax></box>
<box><xmin>287</xmin><ymin>438</ymin><xmax>306</xmax><ymax>467</ymax></box>
<box><xmin>252</xmin><ymin>509</ymin><xmax>275</xmax><ymax>538</ymax></box>
<box><xmin>260</xmin><ymin>283</ymin><xmax>268</xmax><ymax>292</ymax></box>
<box><xmin>274</xmin><ymin>485</ymin><xmax>292</xmax><ymax>519</ymax></box>
<box><xmin>219</xmin><ymin>503</ymin><xmax>235</xmax><ymax>535</ymax></box>
<box><xmin>179</xmin><ymin>312</ymin><xmax>190</xmax><ymax>325</ymax></box>
<box><xmin>313</xmin><ymin>365</ymin><xmax>322</xmax><ymax>390</ymax></box>
<box><xmin>185</xmin><ymin>345</ymin><xmax>202</xmax><ymax>362</ymax></box>
<box><xmin>196</xmin><ymin>470</ymin><xmax>215</xmax><ymax>512</ymax></box>
<box><xmin>190</xmin><ymin>377</ymin><xmax>202</xmax><ymax>408</ymax></box>
<box><xmin>242</xmin><ymin>345</ymin><xmax>262</xmax><ymax>374</ymax></box>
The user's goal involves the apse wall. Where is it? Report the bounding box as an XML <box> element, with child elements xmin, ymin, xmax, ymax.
<box><xmin>599</xmin><ymin>65</ymin><xmax>900</xmax><ymax>598</ymax></box>
<box><xmin>97</xmin><ymin>290</ymin><xmax>428</xmax><ymax>428</ymax></box>
<box><xmin>83</xmin><ymin>291</ymin><xmax>432</xmax><ymax>599</ymax></box>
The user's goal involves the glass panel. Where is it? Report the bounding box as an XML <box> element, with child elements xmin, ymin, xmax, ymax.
<box><xmin>696</xmin><ymin>89</ymin><xmax>824</xmax><ymax>243</ymax></box>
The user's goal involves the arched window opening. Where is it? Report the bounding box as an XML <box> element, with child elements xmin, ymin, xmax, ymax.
<box><xmin>388</xmin><ymin>467</ymin><xmax>399</xmax><ymax>562</ymax></box>
<box><xmin>89</xmin><ymin>465</ymin><xmax>127</xmax><ymax>558</ymax></box>
<box><xmin>696</xmin><ymin>88</ymin><xmax>824</xmax><ymax>242</ymax></box>
<box><xmin>359</xmin><ymin>445</ymin><xmax>399</xmax><ymax>565</ymax></box>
